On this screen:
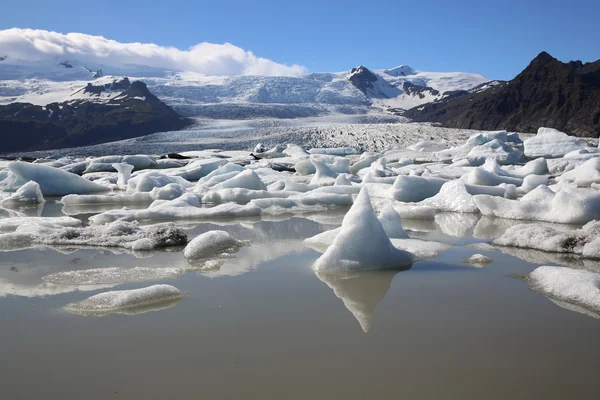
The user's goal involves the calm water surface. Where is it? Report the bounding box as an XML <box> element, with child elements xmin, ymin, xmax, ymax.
<box><xmin>1</xmin><ymin>204</ymin><xmax>600</xmax><ymax>400</ymax></box>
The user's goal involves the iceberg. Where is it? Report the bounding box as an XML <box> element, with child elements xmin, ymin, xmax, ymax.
<box><xmin>312</xmin><ymin>189</ymin><xmax>413</xmax><ymax>271</ymax></box>
<box><xmin>7</xmin><ymin>161</ymin><xmax>108</xmax><ymax>196</ymax></box>
<box><xmin>390</xmin><ymin>175</ymin><xmax>447</xmax><ymax>202</ymax></box>
<box><xmin>467</xmin><ymin>139</ymin><xmax>523</xmax><ymax>166</ymax></box>
<box><xmin>523</xmin><ymin>127</ymin><xmax>588</xmax><ymax>158</ymax></box>
<box><xmin>0</xmin><ymin>181</ymin><xmax>44</xmax><ymax>206</ymax></box>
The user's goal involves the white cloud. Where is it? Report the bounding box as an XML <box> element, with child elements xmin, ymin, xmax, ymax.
<box><xmin>0</xmin><ymin>28</ymin><xmax>307</xmax><ymax>77</ymax></box>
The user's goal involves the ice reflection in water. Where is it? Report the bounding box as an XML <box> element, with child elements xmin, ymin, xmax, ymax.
<box><xmin>315</xmin><ymin>270</ymin><xmax>404</xmax><ymax>333</ymax></box>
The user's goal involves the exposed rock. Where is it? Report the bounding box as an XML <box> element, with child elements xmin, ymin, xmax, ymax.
<box><xmin>405</xmin><ymin>52</ymin><xmax>600</xmax><ymax>137</ymax></box>
<box><xmin>0</xmin><ymin>80</ymin><xmax>192</xmax><ymax>152</ymax></box>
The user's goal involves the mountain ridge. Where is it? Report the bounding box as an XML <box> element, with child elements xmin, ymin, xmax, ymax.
<box><xmin>404</xmin><ymin>52</ymin><xmax>600</xmax><ymax>137</ymax></box>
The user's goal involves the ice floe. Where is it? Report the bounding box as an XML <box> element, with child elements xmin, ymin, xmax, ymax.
<box><xmin>43</xmin><ymin>267</ymin><xmax>183</xmax><ymax>285</ymax></box>
<box><xmin>64</xmin><ymin>284</ymin><xmax>183</xmax><ymax>316</ymax></box>
<box><xmin>528</xmin><ymin>266</ymin><xmax>600</xmax><ymax>318</ymax></box>
<box><xmin>494</xmin><ymin>221</ymin><xmax>600</xmax><ymax>258</ymax></box>
<box><xmin>184</xmin><ymin>230</ymin><xmax>248</xmax><ymax>259</ymax></box>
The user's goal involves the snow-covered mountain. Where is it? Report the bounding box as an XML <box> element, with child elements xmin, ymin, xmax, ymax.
<box><xmin>0</xmin><ymin>55</ymin><xmax>490</xmax><ymax>118</ymax></box>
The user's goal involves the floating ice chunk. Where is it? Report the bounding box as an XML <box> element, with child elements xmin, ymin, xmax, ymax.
<box><xmin>64</xmin><ymin>284</ymin><xmax>183</xmax><ymax>316</ymax></box>
<box><xmin>7</xmin><ymin>161</ymin><xmax>108</xmax><ymax>196</ymax></box>
<box><xmin>557</xmin><ymin>157</ymin><xmax>600</xmax><ymax>187</ymax></box>
<box><xmin>507</xmin><ymin>132</ymin><xmax>523</xmax><ymax>144</ymax></box>
<box><xmin>62</xmin><ymin>192</ymin><xmax>153</xmax><ymax>206</ymax></box>
<box><xmin>0</xmin><ymin>216</ymin><xmax>82</xmax><ymax>232</ymax></box>
<box><xmin>112</xmin><ymin>163</ymin><xmax>134</xmax><ymax>187</ymax></box>
<box><xmin>196</xmin><ymin>163</ymin><xmax>244</xmax><ymax>186</ymax></box>
<box><xmin>327</xmin><ymin>158</ymin><xmax>351</xmax><ymax>174</ymax></box>
<box><xmin>390</xmin><ymin>175</ymin><xmax>447</xmax><ymax>202</ymax></box>
<box><xmin>283</xmin><ymin>144</ymin><xmax>309</xmax><ymax>157</ymax></box>
<box><xmin>282</xmin><ymin>180</ymin><xmax>318</xmax><ymax>192</ymax></box>
<box><xmin>407</xmin><ymin>141</ymin><xmax>448</xmax><ymax>152</ymax></box>
<box><xmin>362</xmin><ymin>173</ymin><xmax>396</xmax><ymax>184</ymax></box>
<box><xmin>0</xmin><ymin>181</ymin><xmax>44</xmax><ymax>206</ymax></box>
<box><xmin>389</xmin><ymin>238</ymin><xmax>451</xmax><ymax>261</ymax></box>
<box><xmin>213</xmin><ymin>169</ymin><xmax>267</xmax><ymax>191</ymax></box>
<box><xmin>305</xmin><ymin>227</ymin><xmax>449</xmax><ymax>261</ymax></box>
<box><xmin>196</xmin><ymin>171</ymin><xmax>241</xmax><ymax>189</ymax></box>
<box><xmin>149</xmin><ymin>183</ymin><xmax>187</xmax><ymax>201</ymax></box>
<box><xmin>165</xmin><ymin>158</ymin><xmax>228</xmax><ymax>180</ymax></box>
<box><xmin>528</xmin><ymin>266</ymin><xmax>600</xmax><ymax>317</ymax></box>
<box><xmin>309</xmin><ymin>147</ymin><xmax>359</xmax><ymax>156</ymax></box>
<box><xmin>502</xmin><ymin>158</ymin><xmax>549</xmax><ymax>178</ymax></box>
<box><xmin>350</xmin><ymin>153</ymin><xmax>380</xmax><ymax>175</ymax></box>
<box><xmin>154</xmin><ymin>159</ymin><xmax>187</xmax><ymax>169</ymax></box>
<box><xmin>184</xmin><ymin>230</ymin><xmax>248</xmax><ymax>259</ymax></box>
<box><xmin>251</xmin><ymin>192</ymin><xmax>352</xmax><ymax>211</ymax></box>
<box><xmin>524</xmin><ymin>127</ymin><xmax>589</xmax><ymax>158</ymax></box>
<box><xmin>310</xmin><ymin>159</ymin><xmax>338</xmax><ymax>186</ymax></box>
<box><xmin>378</xmin><ymin>205</ymin><xmax>408</xmax><ymax>239</ymax></box>
<box><xmin>311</xmin><ymin>185</ymin><xmax>361</xmax><ymax>196</ymax></box>
<box><xmin>201</xmin><ymin>188</ymin><xmax>293</xmax><ymax>204</ymax></box>
<box><xmin>463</xmin><ymin>254</ymin><xmax>492</xmax><ymax>267</ymax></box>
<box><xmin>295</xmin><ymin>159</ymin><xmax>316</xmax><ymax>175</ymax></box>
<box><xmin>519</xmin><ymin>175</ymin><xmax>549</xmax><ymax>194</ymax></box>
<box><xmin>476</xmin><ymin>186</ymin><xmax>600</xmax><ymax>224</ymax></box>
<box><xmin>421</xmin><ymin>181</ymin><xmax>479</xmax><ymax>213</ymax></box>
<box><xmin>335</xmin><ymin>174</ymin><xmax>353</xmax><ymax>186</ymax></box>
<box><xmin>466</xmin><ymin>167</ymin><xmax>523</xmax><ymax>187</ymax></box>
<box><xmin>467</xmin><ymin>139</ymin><xmax>524</xmax><ymax>166</ymax></box>
<box><xmin>83</xmin><ymin>163</ymin><xmax>117</xmax><ymax>174</ymax></box>
<box><xmin>369</xmin><ymin>158</ymin><xmax>394</xmax><ymax>177</ymax></box>
<box><xmin>254</xmin><ymin>143</ymin><xmax>267</xmax><ymax>153</ymax></box>
<box><xmin>60</xmin><ymin>161</ymin><xmax>90</xmax><ymax>175</ymax></box>
<box><xmin>128</xmin><ymin>171</ymin><xmax>193</xmax><ymax>192</ymax></box>
<box><xmin>493</xmin><ymin>221</ymin><xmax>600</xmax><ymax>258</ymax></box>
<box><xmin>467</xmin><ymin>130</ymin><xmax>508</xmax><ymax>145</ymax></box>
<box><xmin>89</xmin><ymin>201</ymin><xmax>261</xmax><ymax>225</ymax></box>
<box><xmin>253</xmin><ymin>144</ymin><xmax>286</xmax><ymax>159</ymax></box>
<box><xmin>391</xmin><ymin>204</ymin><xmax>437</xmax><ymax>220</ymax></box>
<box><xmin>90</xmin><ymin>155</ymin><xmax>157</xmax><ymax>170</ymax></box>
<box><xmin>563</xmin><ymin>148</ymin><xmax>600</xmax><ymax>160</ymax></box>
<box><xmin>43</xmin><ymin>267</ymin><xmax>183</xmax><ymax>285</ymax></box>
<box><xmin>315</xmin><ymin>270</ymin><xmax>399</xmax><ymax>332</ymax></box>
<box><xmin>312</xmin><ymin>189</ymin><xmax>413</xmax><ymax>271</ymax></box>
<box><xmin>37</xmin><ymin>221</ymin><xmax>186</xmax><ymax>250</ymax></box>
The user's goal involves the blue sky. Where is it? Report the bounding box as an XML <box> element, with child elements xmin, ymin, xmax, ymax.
<box><xmin>1</xmin><ymin>0</ymin><xmax>598</xmax><ymax>80</ymax></box>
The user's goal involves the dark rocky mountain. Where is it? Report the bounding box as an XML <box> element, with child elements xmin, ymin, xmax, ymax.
<box><xmin>347</xmin><ymin>66</ymin><xmax>380</xmax><ymax>95</ymax></box>
<box><xmin>404</xmin><ymin>52</ymin><xmax>600</xmax><ymax>137</ymax></box>
<box><xmin>0</xmin><ymin>80</ymin><xmax>192</xmax><ymax>152</ymax></box>
<box><xmin>401</xmin><ymin>81</ymin><xmax>439</xmax><ymax>99</ymax></box>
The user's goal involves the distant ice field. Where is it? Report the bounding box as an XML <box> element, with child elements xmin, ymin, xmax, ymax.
<box><xmin>1</xmin><ymin>116</ymin><xmax>504</xmax><ymax>158</ymax></box>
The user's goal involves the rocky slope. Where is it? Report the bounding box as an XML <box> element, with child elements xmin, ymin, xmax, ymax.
<box><xmin>0</xmin><ymin>79</ymin><xmax>192</xmax><ymax>152</ymax></box>
<box><xmin>404</xmin><ymin>52</ymin><xmax>600</xmax><ymax>137</ymax></box>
